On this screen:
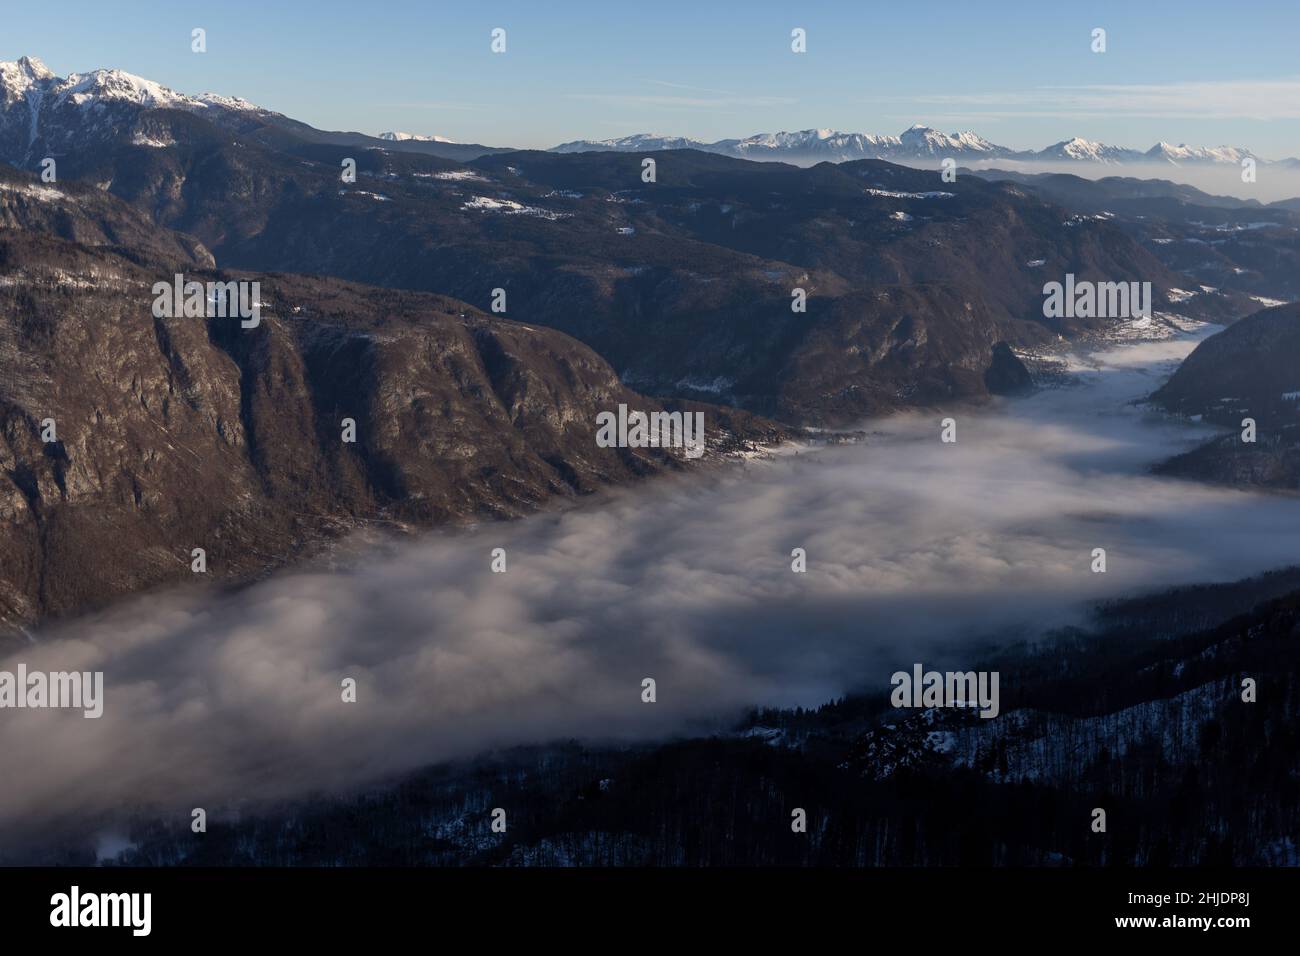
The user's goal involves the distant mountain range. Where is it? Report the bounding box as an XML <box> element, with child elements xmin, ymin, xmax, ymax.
<box><xmin>3</xmin><ymin>58</ymin><xmax>1292</xmax><ymax>170</ymax></box>
<box><xmin>551</xmin><ymin>126</ymin><xmax>1289</xmax><ymax>168</ymax></box>
<box><xmin>379</xmin><ymin>131</ymin><xmax>455</xmax><ymax>144</ymax></box>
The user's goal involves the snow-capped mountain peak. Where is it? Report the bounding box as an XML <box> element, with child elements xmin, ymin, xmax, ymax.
<box><xmin>44</xmin><ymin>67</ymin><xmax>265</xmax><ymax>115</ymax></box>
<box><xmin>551</xmin><ymin>132</ymin><xmax>711</xmax><ymax>153</ymax></box>
<box><xmin>899</xmin><ymin>124</ymin><xmax>944</xmax><ymax>144</ymax></box>
<box><xmin>193</xmin><ymin>93</ymin><xmax>263</xmax><ymax>112</ymax></box>
<box><xmin>0</xmin><ymin>56</ymin><xmax>54</xmax><ymax>100</ymax></box>
<box><xmin>951</xmin><ymin>130</ymin><xmax>997</xmax><ymax>152</ymax></box>
<box><xmin>0</xmin><ymin>56</ymin><xmax>277</xmax><ymax>161</ymax></box>
<box><xmin>1037</xmin><ymin>136</ymin><xmax>1141</xmax><ymax>164</ymax></box>
<box><xmin>1057</xmin><ymin>137</ymin><xmax>1097</xmax><ymax>158</ymax></box>
<box><xmin>14</xmin><ymin>56</ymin><xmax>53</xmax><ymax>81</ymax></box>
<box><xmin>380</xmin><ymin>131</ymin><xmax>455</xmax><ymax>144</ymax></box>
<box><xmin>898</xmin><ymin>125</ymin><xmax>997</xmax><ymax>154</ymax></box>
<box><xmin>59</xmin><ymin>68</ymin><xmax>193</xmax><ymax>108</ymax></box>
<box><xmin>0</xmin><ymin>57</ymin><xmax>271</xmax><ymax>112</ymax></box>
<box><xmin>1146</xmin><ymin>141</ymin><xmax>1255</xmax><ymax>165</ymax></box>
<box><xmin>20</xmin><ymin>55</ymin><xmax>51</xmax><ymax>73</ymax></box>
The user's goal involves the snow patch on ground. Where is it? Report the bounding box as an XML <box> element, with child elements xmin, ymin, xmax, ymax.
<box><xmin>1190</xmin><ymin>220</ymin><xmax>1289</xmax><ymax>233</ymax></box>
<box><xmin>1063</xmin><ymin>213</ymin><xmax>1114</xmax><ymax>226</ymax></box>
<box><xmin>1103</xmin><ymin>312</ymin><xmax>1206</xmax><ymax>343</ymax></box>
<box><xmin>427</xmin><ymin>169</ymin><xmax>488</xmax><ymax>182</ymax></box>
<box><xmin>462</xmin><ymin>195</ymin><xmax>570</xmax><ymax>220</ymax></box>
<box><xmin>865</xmin><ymin>187</ymin><xmax>954</xmax><ymax>199</ymax></box>
<box><xmin>130</xmin><ymin>131</ymin><xmax>175</xmax><ymax>148</ymax></box>
<box><xmin>0</xmin><ymin>181</ymin><xmax>63</xmax><ymax>202</ymax></box>
<box><xmin>674</xmin><ymin>375</ymin><xmax>735</xmax><ymax>394</ymax></box>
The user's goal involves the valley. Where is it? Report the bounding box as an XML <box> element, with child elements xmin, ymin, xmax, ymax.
<box><xmin>0</xmin><ymin>49</ymin><xmax>1297</xmax><ymax>874</ymax></box>
<box><xmin>4</xmin><ymin>320</ymin><xmax>1299</xmax><ymax>865</ymax></box>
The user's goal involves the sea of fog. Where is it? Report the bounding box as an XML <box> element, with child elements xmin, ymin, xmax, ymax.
<box><xmin>916</xmin><ymin>158</ymin><xmax>1300</xmax><ymax>204</ymax></box>
<box><xmin>5</xmin><ymin>324</ymin><xmax>1300</xmax><ymax>847</ymax></box>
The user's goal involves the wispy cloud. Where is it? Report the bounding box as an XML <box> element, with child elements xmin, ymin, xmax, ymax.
<box><xmin>567</xmin><ymin>85</ymin><xmax>796</xmax><ymax>112</ymax></box>
<box><xmin>389</xmin><ymin>101</ymin><xmax>480</xmax><ymax>112</ymax></box>
<box><xmin>893</xmin><ymin>76</ymin><xmax>1300</xmax><ymax>122</ymax></box>
<box><xmin>644</xmin><ymin>79</ymin><xmax>743</xmax><ymax>96</ymax></box>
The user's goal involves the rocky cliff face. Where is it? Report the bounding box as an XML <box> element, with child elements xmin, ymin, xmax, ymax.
<box><xmin>0</xmin><ymin>183</ymin><xmax>787</xmax><ymax>628</ymax></box>
<box><xmin>0</xmin><ymin>163</ymin><xmax>214</xmax><ymax>265</ymax></box>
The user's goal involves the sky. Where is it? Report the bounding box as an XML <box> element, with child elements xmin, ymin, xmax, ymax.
<box><xmin>3</xmin><ymin>0</ymin><xmax>1300</xmax><ymax>156</ymax></box>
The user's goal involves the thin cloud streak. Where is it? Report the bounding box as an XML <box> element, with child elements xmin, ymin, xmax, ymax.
<box><xmin>388</xmin><ymin>101</ymin><xmax>481</xmax><ymax>112</ymax></box>
<box><xmin>566</xmin><ymin>92</ymin><xmax>797</xmax><ymax>110</ymax></box>
<box><xmin>645</xmin><ymin>79</ymin><xmax>743</xmax><ymax>96</ymax></box>
<box><xmin>896</xmin><ymin>76</ymin><xmax>1300</xmax><ymax>122</ymax></box>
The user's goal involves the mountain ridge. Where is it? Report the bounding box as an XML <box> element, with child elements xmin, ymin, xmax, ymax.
<box><xmin>0</xmin><ymin>178</ymin><xmax>791</xmax><ymax>628</ymax></box>
<box><xmin>551</xmin><ymin>126</ymin><xmax>1278</xmax><ymax>167</ymax></box>
<box><xmin>1</xmin><ymin>58</ymin><xmax>1284</xmax><ymax>168</ymax></box>
<box><xmin>0</xmin><ymin>57</ymin><xmax>507</xmax><ymax>163</ymax></box>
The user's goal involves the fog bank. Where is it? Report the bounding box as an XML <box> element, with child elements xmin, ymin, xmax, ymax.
<box><xmin>4</xmin><ymin>325</ymin><xmax>1300</xmax><ymax>848</ymax></box>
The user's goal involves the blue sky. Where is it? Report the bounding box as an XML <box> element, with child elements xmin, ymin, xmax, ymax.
<box><xmin>4</xmin><ymin>0</ymin><xmax>1300</xmax><ymax>156</ymax></box>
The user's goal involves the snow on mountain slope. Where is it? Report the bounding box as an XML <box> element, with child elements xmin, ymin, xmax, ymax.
<box><xmin>0</xmin><ymin>57</ymin><xmax>1282</xmax><ymax>171</ymax></box>
<box><xmin>1146</xmin><ymin>141</ymin><xmax>1258</xmax><ymax>165</ymax></box>
<box><xmin>380</xmin><ymin>131</ymin><xmax>456</xmax><ymax>143</ymax></box>
<box><xmin>550</xmin><ymin>133</ymin><xmax>712</xmax><ymax>153</ymax></box>
<box><xmin>1038</xmin><ymin>136</ymin><xmax>1146</xmax><ymax>164</ymax></box>
<box><xmin>1</xmin><ymin>58</ymin><xmax>269</xmax><ymax>115</ymax></box>
<box><xmin>731</xmin><ymin>128</ymin><xmax>898</xmax><ymax>150</ymax></box>
<box><xmin>551</xmin><ymin>126</ymin><xmax>1014</xmax><ymax>161</ymax></box>
<box><xmin>897</xmin><ymin>123</ymin><xmax>1000</xmax><ymax>155</ymax></box>
<box><xmin>546</xmin><ymin>122</ymin><xmax>1278</xmax><ymax>167</ymax></box>
<box><xmin>0</xmin><ymin>56</ymin><xmax>276</xmax><ymax>162</ymax></box>
<box><xmin>0</xmin><ymin>55</ymin><xmax>54</xmax><ymax>100</ymax></box>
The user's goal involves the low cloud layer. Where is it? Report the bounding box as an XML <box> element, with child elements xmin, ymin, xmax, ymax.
<box><xmin>949</xmin><ymin>159</ymin><xmax>1298</xmax><ymax>203</ymax></box>
<box><xmin>4</xmin><ymin>329</ymin><xmax>1300</xmax><ymax>852</ymax></box>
